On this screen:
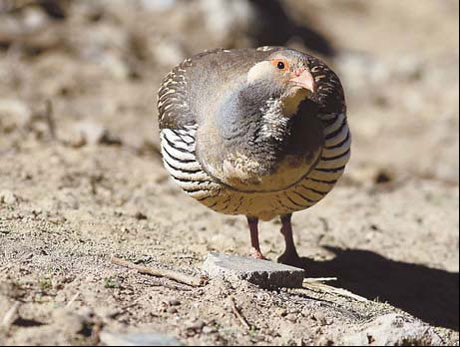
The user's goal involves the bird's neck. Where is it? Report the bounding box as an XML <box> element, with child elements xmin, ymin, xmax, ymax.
<box><xmin>217</xmin><ymin>83</ymin><xmax>294</xmax><ymax>159</ymax></box>
<box><xmin>195</xmin><ymin>83</ymin><xmax>318</xmax><ymax>191</ymax></box>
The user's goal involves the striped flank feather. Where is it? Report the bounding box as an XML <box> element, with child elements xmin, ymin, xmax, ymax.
<box><xmin>159</xmin><ymin>112</ymin><xmax>350</xmax><ymax>221</ymax></box>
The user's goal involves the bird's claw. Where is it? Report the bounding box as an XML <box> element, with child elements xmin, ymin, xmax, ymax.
<box><xmin>250</xmin><ymin>248</ymin><xmax>267</xmax><ymax>261</ymax></box>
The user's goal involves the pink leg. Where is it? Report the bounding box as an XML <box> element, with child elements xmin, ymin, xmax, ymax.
<box><xmin>247</xmin><ymin>217</ymin><xmax>266</xmax><ymax>260</ymax></box>
<box><xmin>278</xmin><ymin>214</ymin><xmax>301</xmax><ymax>265</ymax></box>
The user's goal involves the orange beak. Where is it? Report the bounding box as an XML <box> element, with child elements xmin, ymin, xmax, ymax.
<box><xmin>290</xmin><ymin>69</ymin><xmax>316</xmax><ymax>93</ymax></box>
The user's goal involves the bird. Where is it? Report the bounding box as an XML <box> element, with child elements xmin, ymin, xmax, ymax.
<box><xmin>157</xmin><ymin>47</ymin><xmax>350</xmax><ymax>265</ymax></box>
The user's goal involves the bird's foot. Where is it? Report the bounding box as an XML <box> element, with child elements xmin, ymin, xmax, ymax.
<box><xmin>250</xmin><ymin>248</ymin><xmax>267</xmax><ymax>261</ymax></box>
<box><xmin>278</xmin><ymin>251</ymin><xmax>302</xmax><ymax>267</ymax></box>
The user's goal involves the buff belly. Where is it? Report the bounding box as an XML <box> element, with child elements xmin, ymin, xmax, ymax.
<box><xmin>197</xmin><ymin>161</ymin><xmax>348</xmax><ymax>221</ymax></box>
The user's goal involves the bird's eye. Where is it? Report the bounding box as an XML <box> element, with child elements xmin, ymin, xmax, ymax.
<box><xmin>277</xmin><ymin>61</ymin><xmax>286</xmax><ymax>70</ymax></box>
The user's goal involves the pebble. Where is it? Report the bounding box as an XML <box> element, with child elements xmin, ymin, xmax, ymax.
<box><xmin>275</xmin><ymin>307</ymin><xmax>287</xmax><ymax>317</ymax></box>
<box><xmin>152</xmin><ymin>40</ymin><xmax>186</xmax><ymax>67</ymax></box>
<box><xmin>74</xmin><ymin>121</ymin><xmax>107</xmax><ymax>146</ymax></box>
<box><xmin>343</xmin><ymin>314</ymin><xmax>443</xmax><ymax>346</ymax></box>
<box><xmin>140</xmin><ymin>0</ymin><xmax>176</xmax><ymax>11</ymax></box>
<box><xmin>186</xmin><ymin>319</ymin><xmax>205</xmax><ymax>332</ymax></box>
<box><xmin>168</xmin><ymin>299</ymin><xmax>181</xmax><ymax>306</ymax></box>
<box><xmin>99</xmin><ymin>332</ymin><xmax>184</xmax><ymax>346</ymax></box>
<box><xmin>202</xmin><ymin>253</ymin><xmax>305</xmax><ymax>288</ymax></box>
<box><xmin>198</xmin><ymin>0</ymin><xmax>254</xmax><ymax>43</ymax></box>
<box><xmin>202</xmin><ymin>326</ymin><xmax>217</xmax><ymax>335</ymax></box>
<box><xmin>285</xmin><ymin>314</ymin><xmax>298</xmax><ymax>323</ymax></box>
<box><xmin>0</xmin><ymin>190</ymin><xmax>18</xmax><ymax>205</ymax></box>
<box><xmin>0</xmin><ymin>99</ymin><xmax>32</xmax><ymax>132</ymax></box>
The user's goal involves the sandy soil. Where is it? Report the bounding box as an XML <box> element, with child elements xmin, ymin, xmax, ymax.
<box><xmin>0</xmin><ymin>0</ymin><xmax>459</xmax><ymax>345</ymax></box>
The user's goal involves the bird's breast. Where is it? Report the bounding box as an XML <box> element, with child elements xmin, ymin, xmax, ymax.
<box><xmin>202</xmin><ymin>146</ymin><xmax>322</xmax><ymax>193</ymax></box>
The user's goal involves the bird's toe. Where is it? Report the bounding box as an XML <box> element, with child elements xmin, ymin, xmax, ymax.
<box><xmin>249</xmin><ymin>248</ymin><xmax>268</xmax><ymax>261</ymax></box>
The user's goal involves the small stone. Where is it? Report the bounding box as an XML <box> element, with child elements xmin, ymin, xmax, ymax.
<box><xmin>186</xmin><ymin>319</ymin><xmax>205</xmax><ymax>332</ymax></box>
<box><xmin>152</xmin><ymin>40</ymin><xmax>186</xmax><ymax>67</ymax></box>
<box><xmin>375</xmin><ymin>170</ymin><xmax>393</xmax><ymax>184</ymax></box>
<box><xmin>74</xmin><ymin>121</ymin><xmax>107</xmax><ymax>146</ymax></box>
<box><xmin>202</xmin><ymin>253</ymin><xmax>305</xmax><ymax>288</ymax></box>
<box><xmin>168</xmin><ymin>299</ymin><xmax>181</xmax><ymax>306</ymax></box>
<box><xmin>343</xmin><ymin>314</ymin><xmax>443</xmax><ymax>346</ymax></box>
<box><xmin>202</xmin><ymin>326</ymin><xmax>217</xmax><ymax>335</ymax></box>
<box><xmin>135</xmin><ymin>212</ymin><xmax>148</xmax><ymax>220</ymax></box>
<box><xmin>140</xmin><ymin>0</ymin><xmax>176</xmax><ymax>11</ymax></box>
<box><xmin>23</xmin><ymin>7</ymin><xmax>48</xmax><ymax>30</ymax></box>
<box><xmin>285</xmin><ymin>313</ymin><xmax>297</xmax><ymax>323</ymax></box>
<box><xmin>0</xmin><ymin>190</ymin><xmax>18</xmax><ymax>205</ymax></box>
<box><xmin>198</xmin><ymin>0</ymin><xmax>254</xmax><ymax>43</ymax></box>
<box><xmin>99</xmin><ymin>332</ymin><xmax>184</xmax><ymax>346</ymax></box>
<box><xmin>0</xmin><ymin>99</ymin><xmax>32</xmax><ymax>132</ymax></box>
<box><xmin>275</xmin><ymin>307</ymin><xmax>288</xmax><ymax>317</ymax></box>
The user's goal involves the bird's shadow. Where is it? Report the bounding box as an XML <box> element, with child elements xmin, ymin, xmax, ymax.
<box><xmin>297</xmin><ymin>247</ymin><xmax>459</xmax><ymax>331</ymax></box>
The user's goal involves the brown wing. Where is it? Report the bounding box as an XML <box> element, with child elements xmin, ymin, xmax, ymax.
<box><xmin>157</xmin><ymin>47</ymin><xmax>284</xmax><ymax>131</ymax></box>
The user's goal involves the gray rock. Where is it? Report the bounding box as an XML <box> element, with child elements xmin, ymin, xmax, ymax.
<box><xmin>198</xmin><ymin>0</ymin><xmax>254</xmax><ymax>43</ymax></box>
<box><xmin>202</xmin><ymin>253</ymin><xmax>305</xmax><ymax>288</ymax></box>
<box><xmin>152</xmin><ymin>40</ymin><xmax>186</xmax><ymax>67</ymax></box>
<box><xmin>343</xmin><ymin>314</ymin><xmax>443</xmax><ymax>346</ymax></box>
<box><xmin>74</xmin><ymin>121</ymin><xmax>107</xmax><ymax>146</ymax></box>
<box><xmin>0</xmin><ymin>190</ymin><xmax>18</xmax><ymax>205</ymax></box>
<box><xmin>71</xmin><ymin>121</ymin><xmax>120</xmax><ymax>147</ymax></box>
<box><xmin>0</xmin><ymin>99</ymin><xmax>32</xmax><ymax>132</ymax></box>
<box><xmin>100</xmin><ymin>332</ymin><xmax>184</xmax><ymax>346</ymax></box>
<box><xmin>140</xmin><ymin>0</ymin><xmax>176</xmax><ymax>11</ymax></box>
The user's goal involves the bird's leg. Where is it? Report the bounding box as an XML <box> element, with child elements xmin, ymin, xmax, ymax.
<box><xmin>278</xmin><ymin>214</ymin><xmax>301</xmax><ymax>266</ymax></box>
<box><xmin>247</xmin><ymin>217</ymin><xmax>266</xmax><ymax>260</ymax></box>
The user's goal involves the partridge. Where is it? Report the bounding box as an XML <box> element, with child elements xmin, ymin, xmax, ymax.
<box><xmin>158</xmin><ymin>47</ymin><xmax>350</xmax><ymax>265</ymax></box>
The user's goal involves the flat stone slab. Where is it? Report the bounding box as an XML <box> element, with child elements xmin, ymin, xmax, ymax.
<box><xmin>202</xmin><ymin>253</ymin><xmax>305</xmax><ymax>288</ymax></box>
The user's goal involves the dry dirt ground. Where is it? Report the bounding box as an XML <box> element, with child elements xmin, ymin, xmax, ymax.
<box><xmin>0</xmin><ymin>0</ymin><xmax>459</xmax><ymax>345</ymax></box>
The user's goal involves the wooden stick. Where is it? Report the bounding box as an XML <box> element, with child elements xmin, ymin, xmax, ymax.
<box><xmin>111</xmin><ymin>257</ymin><xmax>208</xmax><ymax>288</ymax></box>
<box><xmin>140</xmin><ymin>278</ymin><xmax>193</xmax><ymax>292</ymax></box>
<box><xmin>65</xmin><ymin>293</ymin><xmax>80</xmax><ymax>309</ymax></box>
<box><xmin>228</xmin><ymin>297</ymin><xmax>252</xmax><ymax>331</ymax></box>
<box><xmin>44</xmin><ymin>99</ymin><xmax>56</xmax><ymax>140</ymax></box>
<box><xmin>302</xmin><ymin>282</ymin><xmax>368</xmax><ymax>302</ymax></box>
<box><xmin>303</xmin><ymin>277</ymin><xmax>338</xmax><ymax>284</ymax></box>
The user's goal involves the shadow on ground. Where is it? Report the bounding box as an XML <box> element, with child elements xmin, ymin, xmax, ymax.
<box><xmin>299</xmin><ymin>247</ymin><xmax>459</xmax><ymax>331</ymax></box>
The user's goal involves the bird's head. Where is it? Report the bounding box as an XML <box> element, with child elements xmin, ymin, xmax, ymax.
<box><xmin>247</xmin><ymin>49</ymin><xmax>317</xmax><ymax>116</ymax></box>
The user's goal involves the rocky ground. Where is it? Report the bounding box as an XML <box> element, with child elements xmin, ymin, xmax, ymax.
<box><xmin>0</xmin><ymin>0</ymin><xmax>459</xmax><ymax>345</ymax></box>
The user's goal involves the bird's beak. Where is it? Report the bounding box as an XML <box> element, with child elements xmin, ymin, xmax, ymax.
<box><xmin>290</xmin><ymin>69</ymin><xmax>316</xmax><ymax>93</ymax></box>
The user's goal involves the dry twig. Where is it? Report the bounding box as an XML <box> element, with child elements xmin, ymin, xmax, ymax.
<box><xmin>303</xmin><ymin>277</ymin><xmax>338</xmax><ymax>284</ymax></box>
<box><xmin>1</xmin><ymin>302</ymin><xmax>20</xmax><ymax>331</ymax></box>
<box><xmin>44</xmin><ymin>99</ymin><xmax>56</xmax><ymax>140</ymax></box>
<box><xmin>111</xmin><ymin>257</ymin><xmax>208</xmax><ymax>288</ymax></box>
<box><xmin>228</xmin><ymin>297</ymin><xmax>252</xmax><ymax>331</ymax></box>
<box><xmin>65</xmin><ymin>292</ymin><xmax>80</xmax><ymax>309</ymax></box>
<box><xmin>301</xmin><ymin>282</ymin><xmax>368</xmax><ymax>302</ymax></box>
